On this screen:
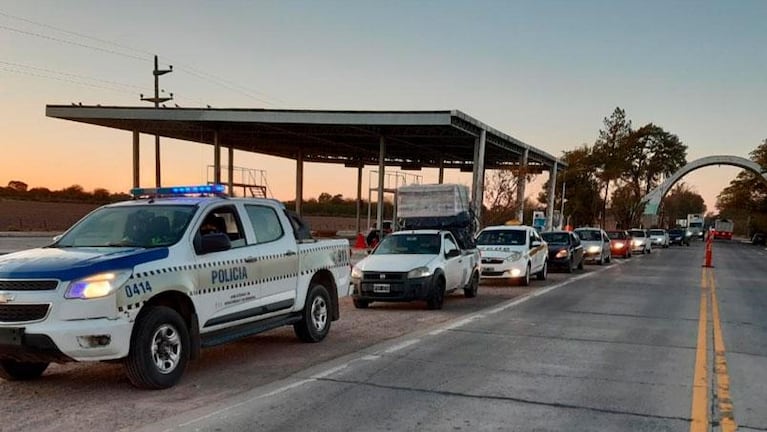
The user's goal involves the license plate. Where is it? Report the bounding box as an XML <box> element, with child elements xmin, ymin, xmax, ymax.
<box><xmin>0</xmin><ymin>328</ymin><xmax>23</xmax><ymax>346</ymax></box>
<box><xmin>372</xmin><ymin>283</ymin><xmax>390</xmax><ymax>293</ymax></box>
<box><xmin>485</xmin><ymin>267</ymin><xmax>495</xmax><ymax>272</ymax></box>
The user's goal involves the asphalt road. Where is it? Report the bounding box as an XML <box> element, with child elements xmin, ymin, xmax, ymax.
<box><xmin>138</xmin><ymin>240</ymin><xmax>767</xmax><ymax>432</ymax></box>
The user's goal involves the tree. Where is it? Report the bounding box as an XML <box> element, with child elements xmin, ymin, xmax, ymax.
<box><xmin>7</xmin><ymin>180</ymin><xmax>27</xmax><ymax>192</ymax></box>
<box><xmin>716</xmin><ymin>138</ymin><xmax>767</xmax><ymax>234</ymax></box>
<box><xmin>592</xmin><ymin>107</ymin><xmax>632</xmax><ymax>227</ymax></box>
<box><xmin>661</xmin><ymin>183</ymin><xmax>706</xmax><ymax>226</ymax></box>
<box><xmin>538</xmin><ymin>145</ymin><xmax>603</xmax><ymax>228</ymax></box>
<box><xmin>622</xmin><ymin>124</ymin><xmax>687</xmax><ymax>195</ymax></box>
<box><xmin>482</xmin><ymin>167</ymin><xmax>532</xmax><ymax>226</ymax></box>
<box><xmin>610</xmin><ymin>184</ymin><xmax>645</xmax><ymax>229</ymax></box>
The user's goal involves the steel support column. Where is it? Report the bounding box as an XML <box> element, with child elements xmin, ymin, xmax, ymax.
<box><xmin>377</xmin><ymin>137</ymin><xmax>386</xmax><ymax>241</ymax></box>
<box><xmin>356</xmin><ymin>165</ymin><xmax>363</xmax><ymax>235</ymax></box>
<box><xmin>132</xmin><ymin>130</ymin><xmax>140</xmax><ymax>188</ymax></box>
<box><xmin>228</xmin><ymin>146</ymin><xmax>234</xmax><ymax>196</ymax></box>
<box><xmin>155</xmin><ymin>135</ymin><xmax>161</xmax><ymax>187</ymax></box>
<box><xmin>296</xmin><ymin>147</ymin><xmax>304</xmax><ymax>217</ymax></box>
<box><xmin>546</xmin><ymin>162</ymin><xmax>559</xmax><ymax>231</ymax></box>
<box><xmin>438</xmin><ymin>157</ymin><xmax>444</xmax><ymax>184</ymax></box>
<box><xmin>515</xmin><ymin>149</ymin><xmax>529</xmax><ymax>222</ymax></box>
<box><xmin>472</xmin><ymin>130</ymin><xmax>487</xmax><ymax>223</ymax></box>
<box><xmin>213</xmin><ymin>130</ymin><xmax>221</xmax><ymax>185</ymax></box>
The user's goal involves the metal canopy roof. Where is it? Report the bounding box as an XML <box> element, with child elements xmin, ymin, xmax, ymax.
<box><xmin>45</xmin><ymin>106</ymin><xmax>565</xmax><ymax>171</ymax></box>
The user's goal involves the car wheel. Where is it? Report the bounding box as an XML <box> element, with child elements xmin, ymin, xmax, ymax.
<box><xmin>463</xmin><ymin>272</ymin><xmax>479</xmax><ymax>298</ymax></box>
<box><xmin>124</xmin><ymin>306</ymin><xmax>190</xmax><ymax>389</ymax></box>
<box><xmin>294</xmin><ymin>283</ymin><xmax>332</xmax><ymax>342</ymax></box>
<box><xmin>520</xmin><ymin>263</ymin><xmax>532</xmax><ymax>286</ymax></box>
<box><xmin>537</xmin><ymin>261</ymin><xmax>547</xmax><ymax>280</ymax></box>
<box><xmin>427</xmin><ymin>277</ymin><xmax>446</xmax><ymax>310</ymax></box>
<box><xmin>353</xmin><ymin>298</ymin><xmax>370</xmax><ymax>309</ymax></box>
<box><xmin>0</xmin><ymin>360</ymin><xmax>49</xmax><ymax>381</ymax></box>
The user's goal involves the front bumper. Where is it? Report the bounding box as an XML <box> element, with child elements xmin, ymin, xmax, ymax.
<box><xmin>352</xmin><ymin>276</ymin><xmax>433</xmax><ymax>302</ymax></box>
<box><xmin>0</xmin><ymin>317</ymin><xmax>132</xmax><ymax>363</ymax></box>
<box><xmin>480</xmin><ymin>260</ymin><xmax>526</xmax><ymax>279</ymax></box>
<box><xmin>583</xmin><ymin>250</ymin><xmax>604</xmax><ymax>262</ymax></box>
<box><xmin>547</xmin><ymin>256</ymin><xmax>571</xmax><ymax>270</ymax></box>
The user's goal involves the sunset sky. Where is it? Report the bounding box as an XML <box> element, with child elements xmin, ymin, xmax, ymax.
<box><xmin>1</xmin><ymin>1</ymin><xmax>766</xmax><ymax>213</ymax></box>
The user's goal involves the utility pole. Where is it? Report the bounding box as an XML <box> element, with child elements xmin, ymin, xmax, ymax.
<box><xmin>140</xmin><ymin>55</ymin><xmax>173</xmax><ymax>187</ymax></box>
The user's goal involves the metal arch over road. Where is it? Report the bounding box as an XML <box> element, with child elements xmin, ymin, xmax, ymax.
<box><xmin>642</xmin><ymin>155</ymin><xmax>767</xmax><ymax>215</ymax></box>
<box><xmin>45</xmin><ymin>105</ymin><xmax>566</xmax><ymax>230</ymax></box>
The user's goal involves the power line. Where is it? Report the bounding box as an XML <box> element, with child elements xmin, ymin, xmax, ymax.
<box><xmin>0</xmin><ymin>65</ymin><xmax>139</xmax><ymax>95</ymax></box>
<box><xmin>0</xmin><ymin>60</ymin><xmax>147</xmax><ymax>91</ymax></box>
<box><xmin>0</xmin><ymin>10</ymin><xmax>286</xmax><ymax>107</ymax></box>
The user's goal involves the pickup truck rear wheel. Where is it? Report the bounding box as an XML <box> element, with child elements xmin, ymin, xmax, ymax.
<box><xmin>426</xmin><ymin>277</ymin><xmax>445</xmax><ymax>310</ymax></box>
<box><xmin>0</xmin><ymin>360</ymin><xmax>49</xmax><ymax>381</ymax></box>
<box><xmin>294</xmin><ymin>283</ymin><xmax>331</xmax><ymax>342</ymax></box>
<box><xmin>125</xmin><ymin>306</ymin><xmax>190</xmax><ymax>389</ymax></box>
<box><xmin>463</xmin><ymin>272</ymin><xmax>479</xmax><ymax>298</ymax></box>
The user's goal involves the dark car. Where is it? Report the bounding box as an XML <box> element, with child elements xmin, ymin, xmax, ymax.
<box><xmin>541</xmin><ymin>231</ymin><xmax>584</xmax><ymax>273</ymax></box>
<box><xmin>752</xmin><ymin>232</ymin><xmax>766</xmax><ymax>246</ymax></box>
<box><xmin>668</xmin><ymin>228</ymin><xmax>691</xmax><ymax>246</ymax></box>
<box><xmin>606</xmin><ymin>230</ymin><xmax>633</xmax><ymax>258</ymax></box>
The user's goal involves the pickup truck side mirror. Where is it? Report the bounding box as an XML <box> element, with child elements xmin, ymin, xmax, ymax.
<box><xmin>197</xmin><ymin>233</ymin><xmax>232</xmax><ymax>254</ymax></box>
<box><xmin>446</xmin><ymin>249</ymin><xmax>461</xmax><ymax>258</ymax></box>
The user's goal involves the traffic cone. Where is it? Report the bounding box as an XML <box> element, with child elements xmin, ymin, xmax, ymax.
<box><xmin>354</xmin><ymin>233</ymin><xmax>366</xmax><ymax>249</ymax></box>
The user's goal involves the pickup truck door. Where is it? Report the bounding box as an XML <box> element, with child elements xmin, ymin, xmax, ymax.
<box><xmin>194</xmin><ymin>205</ymin><xmax>261</xmax><ymax>328</ymax></box>
<box><xmin>443</xmin><ymin>234</ymin><xmax>465</xmax><ymax>290</ymax></box>
<box><xmin>242</xmin><ymin>204</ymin><xmax>299</xmax><ymax>305</ymax></box>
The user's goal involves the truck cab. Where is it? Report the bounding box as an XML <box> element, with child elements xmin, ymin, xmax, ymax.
<box><xmin>0</xmin><ymin>185</ymin><xmax>351</xmax><ymax>389</ymax></box>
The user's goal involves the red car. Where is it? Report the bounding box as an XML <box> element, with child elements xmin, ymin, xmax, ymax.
<box><xmin>607</xmin><ymin>230</ymin><xmax>633</xmax><ymax>258</ymax></box>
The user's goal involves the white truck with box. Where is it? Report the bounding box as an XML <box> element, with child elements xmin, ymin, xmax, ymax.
<box><xmin>351</xmin><ymin>184</ymin><xmax>480</xmax><ymax>309</ymax></box>
<box><xmin>0</xmin><ymin>185</ymin><xmax>351</xmax><ymax>389</ymax></box>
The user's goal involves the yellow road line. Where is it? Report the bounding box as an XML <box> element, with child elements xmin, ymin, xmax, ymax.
<box><xmin>690</xmin><ymin>267</ymin><xmax>709</xmax><ymax>432</ymax></box>
<box><xmin>710</xmin><ymin>270</ymin><xmax>738</xmax><ymax>432</ymax></box>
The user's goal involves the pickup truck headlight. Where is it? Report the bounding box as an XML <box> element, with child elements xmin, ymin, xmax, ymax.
<box><xmin>65</xmin><ymin>271</ymin><xmax>133</xmax><ymax>299</ymax></box>
<box><xmin>351</xmin><ymin>266</ymin><xmax>363</xmax><ymax>279</ymax></box>
<box><xmin>555</xmin><ymin>249</ymin><xmax>569</xmax><ymax>259</ymax></box>
<box><xmin>506</xmin><ymin>252</ymin><xmax>523</xmax><ymax>262</ymax></box>
<box><xmin>407</xmin><ymin>267</ymin><xmax>432</xmax><ymax>279</ymax></box>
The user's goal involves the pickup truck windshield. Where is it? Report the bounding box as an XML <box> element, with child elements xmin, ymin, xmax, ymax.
<box><xmin>373</xmin><ymin>234</ymin><xmax>441</xmax><ymax>255</ymax></box>
<box><xmin>55</xmin><ymin>205</ymin><xmax>196</xmax><ymax>248</ymax></box>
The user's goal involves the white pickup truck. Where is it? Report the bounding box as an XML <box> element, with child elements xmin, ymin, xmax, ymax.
<box><xmin>351</xmin><ymin>230</ymin><xmax>480</xmax><ymax>309</ymax></box>
<box><xmin>0</xmin><ymin>185</ymin><xmax>351</xmax><ymax>389</ymax></box>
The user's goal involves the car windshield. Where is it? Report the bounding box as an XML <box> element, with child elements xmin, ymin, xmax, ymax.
<box><xmin>55</xmin><ymin>205</ymin><xmax>196</xmax><ymax>248</ymax></box>
<box><xmin>669</xmin><ymin>229</ymin><xmax>685</xmax><ymax>235</ymax></box>
<box><xmin>541</xmin><ymin>232</ymin><xmax>569</xmax><ymax>245</ymax></box>
<box><xmin>607</xmin><ymin>231</ymin><xmax>627</xmax><ymax>240</ymax></box>
<box><xmin>476</xmin><ymin>229</ymin><xmax>526</xmax><ymax>246</ymax></box>
<box><xmin>629</xmin><ymin>230</ymin><xmax>646</xmax><ymax>238</ymax></box>
<box><xmin>373</xmin><ymin>234</ymin><xmax>441</xmax><ymax>255</ymax></box>
<box><xmin>650</xmin><ymin>230</ymin><xmax>665</xmax><ymax>235</ymax></box>
<box><xmin>575</xmin><ymin>230</ymin><xmax>601</xmax><ymax>241</ymax></box>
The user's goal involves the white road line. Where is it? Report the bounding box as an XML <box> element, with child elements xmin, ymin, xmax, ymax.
<box><xmin>382</xmin><ymin>338</ymin><xmax>420</xmax><ymax>354</ymax></box>
<box><xmin>311</xmin><ymin>364</ymin><xmax>349</xmax><ymax>379</ymax></box>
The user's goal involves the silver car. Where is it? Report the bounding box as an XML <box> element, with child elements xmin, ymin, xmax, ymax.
<box><xmin>648</xmin><ymin>229</ymin><xmax>669</xmax><ymax>248</ymax></box>
<box><xmin>628</xmin><ymin>229</ymin><xmax>652</xmax><ymax>254</ymax></box>
<box><xmin>573</xmin><ymin>228</ymin><xmax>612</xmax><ymax>265</ymax></box>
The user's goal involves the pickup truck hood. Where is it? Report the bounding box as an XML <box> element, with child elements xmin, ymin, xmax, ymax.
<box><xmin>355</xmin><ymin>254</ymin><xmax>437</xmax><ymax>272</ymax></box>
<box><xmin>477</xmin><ymin>245</ymin><xmax>527</xmax><ymax>259</ymax></box>
<box><xmin>0</xmin><ymin>247</ymin><xmax>169</xmax><ymax>280</ymax></box>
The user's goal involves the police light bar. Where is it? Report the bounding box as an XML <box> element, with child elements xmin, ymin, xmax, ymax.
<box><xmin>130</xmin><ymin>184</ymin><xmax>226</xmax><ymax>198</ymax></box>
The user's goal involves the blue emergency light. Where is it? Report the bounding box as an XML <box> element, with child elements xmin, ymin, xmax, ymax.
<box><xmin>130</xmin><ymin>184</ymin><xmax>226</xmax><ymax>198</ymax></box>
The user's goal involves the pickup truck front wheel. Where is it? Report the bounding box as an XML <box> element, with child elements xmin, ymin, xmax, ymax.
<box><xmin>125</xmin><ymin>306</ymin><xmax>190</xmax><ymax>389</ymax></box>
<box><xmin>426</xmin><ymin>277</ymin><xmax>445</xmax><ymax>310</ymax></box>
<box><xmin>0</xmin><ymin>360</ymin><xmax>48</xmax><ymax>381</ymax></box>
<box><xmin>294</xmin><ymin>283</ymin><xmax>331</xmax><ymax>342</ymax></box>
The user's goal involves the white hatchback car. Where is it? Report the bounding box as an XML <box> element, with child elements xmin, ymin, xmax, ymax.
<box><xmin>476</xmin><ymin>225</ymin><xmax>548</xmax><ymax>286</ymax></box>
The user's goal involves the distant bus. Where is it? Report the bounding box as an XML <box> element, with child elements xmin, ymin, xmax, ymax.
<box><xmin>713</xmin><ymin>219</ymin><xmax>734</xmax><ymax>240</ymax></box>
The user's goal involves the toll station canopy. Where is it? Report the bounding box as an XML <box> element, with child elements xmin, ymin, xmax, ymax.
<box><xmin>45</xmin><ymin>106</ymin><xmax>564</xmax><ymax>172</ymax></box>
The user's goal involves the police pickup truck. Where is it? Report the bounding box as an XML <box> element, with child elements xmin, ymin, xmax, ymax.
<box><xmin>0</xmin><ymin>185</ymin><xmax>351</xmax><ymax>389</ymax></box>
<box><xmin>351</xmin><ymin>230</ymin><xmax>480</xmax><ymax>309</ymax></box>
